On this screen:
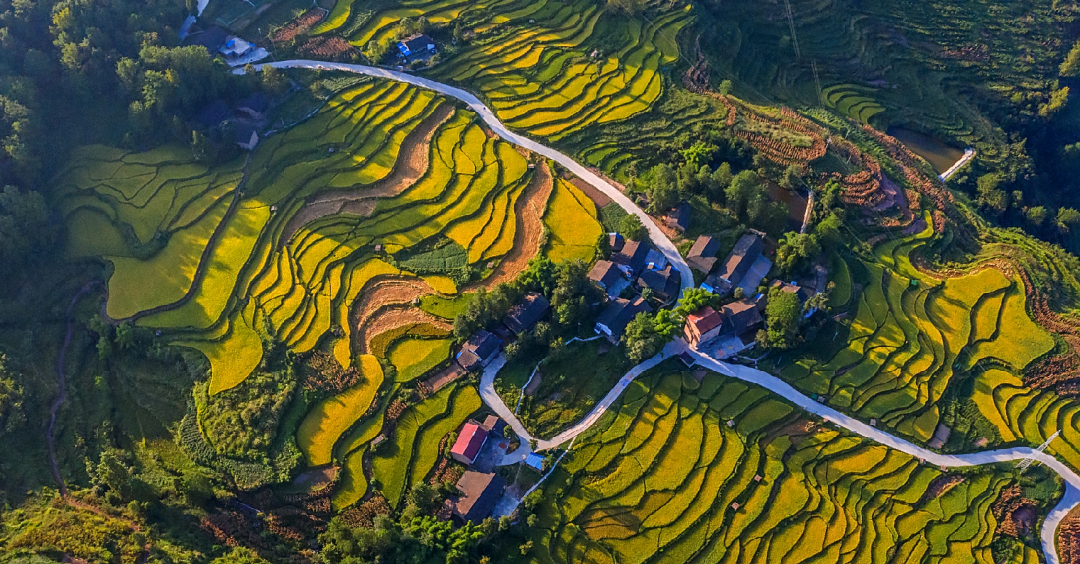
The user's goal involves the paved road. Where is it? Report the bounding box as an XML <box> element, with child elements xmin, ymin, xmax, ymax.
<box><xmin>940</xmin><ymin>148</ymin><xmax>976</xmax><ymax>181</ymax></box>
<box><xmin>242</xmin><ymin>61</ymin><xmax>1076</xmax><ymax>564</ymax></box>
<box><xmin>242</xmin><ymin>60</ymin><xmax>695</xmax><ymax>294</ymax></box>
<box><xmin>686</xmin><ymin>345</ymin><xmax>1079</xmax><ymax>564</ymax></box>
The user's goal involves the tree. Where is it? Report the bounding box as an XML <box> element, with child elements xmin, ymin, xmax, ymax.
<box><xmin>673</xmin><ymin>287</ymin><xmax>719</xmax><ymax>321</ymax></box>
<box><xmin>1038</xmin><ymin>86</ymin><xmax>1070</xmax><ymax>118</ymax></box>
<box><xmin>780</xmin><ymin>164</ymin><xmax>804</xmax><ymax>190</ymax></box>
<box><xmin>1061</xmin><ymin>40</ymin><xmax>1080</xmax><ymax>77</ymax></box>
<box><xmin>211</xmin><ymin>547</ymin><xmax>269</xmax><ymax>564</ymax></box>
<box><xmin>191</xmin><ymin>130</ymin><xmax>214</xmax><ymax>163</ymax></box>
<box><xmin>680</xmin><ymin>141</ymin><xmax>716</xmax><ymax>168</ymax></box>
<box><xmin>261</xmin><ymin>64</ymin><xmax>289</xmax><ymax>97</ymax></box>
<box><xmin>0</xmin><ymin>354</ymin><xmax>25</xmax><ymax>434</ymax></box>
<box><xmin>774</xmin><ymin>232</ymin><xmax>820</xmax><ymax>275</ymax></box>
<box><xmin>976</xmin><ymin>173</ymin><xmax>1008</xmax><ymax>215</ymax></box>
<box><xmin>622</xmin><ymin>313</ymin><xmax>667</xmax><ymax>362</ymax></box>
<box><xmin>725</xmin><ymin>170</ymin><xmax>760</xmax><ymax>220</ymax></box>
<box><xmin>618</xmin><ymin>214</ymin><xmax>647</xmax><ymax>241</ymax></box>
<box><xmin>762</xmin><ymin>287</ymin><xmax>801</xmax><ymax>349</ymax></box>
<box><xmin>718</xmin><ymin>80</ymin><xmax>733</xmax><ymax>96</ymax></box>
<box><xmin>1026</xmin><ymin>206</ymin><xmax>1048</xmax><ymax>227</ymax></box>
<box><xmin>0</xmin><ymin>185</ymin><xmax>56</xmax><ymax>264</ymax></box>
<box><xmin>639</xmin><ymin>163</ymin><xmax>680</xmax><ymax>213</ymax></box>
<box><xmin>1058</xmin><ymin>208</ymin><xmax>1080</xmax><ymax>234</ymax></box>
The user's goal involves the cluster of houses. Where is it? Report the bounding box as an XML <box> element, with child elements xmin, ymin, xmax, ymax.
<box><xmin>446</xmin><ymin>413</ymin><xmax>547</xmax><ymax>524</ymax></box>
<box><xmin>683</xmin><ymin>230</ymin><xmax>818</xmax><ymax>356</ymax></box>
<box><xmin>454</xmin><ymin>292</ymin><xmax>550</xmax><ymax>372</ymax></box>
<box><xmin>587</xmin><ymin>234</ymin><xmax>681</xmax><ymax>341</ymax></box>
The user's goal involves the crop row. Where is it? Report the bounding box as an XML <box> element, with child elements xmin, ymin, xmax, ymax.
<box><xmin>523</xmin><ymin>368</ymin><xmax>1013</xmax><ymax>564</ymax></box>
<box><xmin>781</xmin><ymin>224</ymin><xmax>1054</xmax><ymax>444</ymax></box>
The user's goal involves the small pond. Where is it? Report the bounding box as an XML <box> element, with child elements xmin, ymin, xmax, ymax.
<box><xmin>887</xmin><ymin>127</ymin><xmax>965</xmax><ymax>174</ymax></box>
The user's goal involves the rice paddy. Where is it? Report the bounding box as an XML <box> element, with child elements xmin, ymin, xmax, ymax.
<box><xmin>520</xmin><ymin>367</ymin><xmax>1023</xmax><ymax>564</ymax></box>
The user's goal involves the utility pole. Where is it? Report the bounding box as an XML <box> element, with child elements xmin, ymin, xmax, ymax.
<box><xmin>1017</xmin><ymin>430</ymin><xmax>1060</xmax><ymax>472</ymax></box>
<box><xmin>812</xmin><ymin>59</ymin><xmax>824</xmax><ymax>106</ymax></box>
<box><xmin>783</xmin><ymin>0</ymin><xmax>802</xmax><ymax>59</ymax></box>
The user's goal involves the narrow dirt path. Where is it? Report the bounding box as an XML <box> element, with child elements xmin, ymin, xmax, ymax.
<box><xmin>469</xmin><ymin>161</ymin><xmax>554</xmax><ymax>290</ymax></box>
<box><xmin>49</xmin><ymin>282</ymin><xmax>103</xmax><ymax>497</ymax></box>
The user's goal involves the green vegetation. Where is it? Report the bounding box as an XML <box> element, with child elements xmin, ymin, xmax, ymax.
<box><xmin>501</xmin><ymin>338</ymin><xmax>634</xmax><ymax>440</ymax></box>
<box><xmin>781</xmin><ymin>223</ymin><xmax>1058</xmax><ymax>448</ymax></box>
<box><xmin>389</xmin><ymin>337</ymin><xmax>453</xmax><ymax>382</ymax></box>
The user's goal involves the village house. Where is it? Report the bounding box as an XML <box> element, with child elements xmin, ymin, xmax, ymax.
<box><xmin>705</xmin><ymin>232</ymin><xmax>769</xmax><ymax>294</ymax></box>
<box><xmin>684</xmin><ymin>306</ymin><xmax>725</xmax><ymax>349</ymax></box>
<box><xmin>397</xmin><ymin>33</ymin><xmax>437</xmax><ymax>61</ymax></box>
<box><xmin>219</xmin><ymin>36</ymin><xmax>255</xmax><ymax>63</ymax></box>
<box><xmin>610</xmin><ymin>239</ymin><xmax>649</xmax><ymax>276</ymax></box>
<box><xmin>480</xmin><ymin>414</ymin><xmax>506</xmax><ymax>437</ymax></box>
<box><xmin>503</xmin><ymin>292</ymin><xmax>550</xmax><ymax>335</ymax></box>
<box><xmin>770</xmin><ymin>280</ymin><xmax>812</xmax><ymax>304</ymax></box>
<box><xmin>722</xmin><ymin>297</ymin><xmax>765</xmax><ymax>336</ymax></box>
<box><xmin>587</xmin><ymin>260</ymin><xmax>630</xmax><ymax>299</ymax></box>
<box><xmin>451</xmin><ymin>471</ymin><xmax>506</xmax><ymax>524</ymax></box>
<box><xmin>665</xmin><ymin>202</ymin><xmax>690</xmax><ymax>233</ymax></box>
<box><xmin>525</xmin><ymin>453</ymin><xmax>545</xmax><ymax>472</ymax></box>
<box><xmin>450</xmin><ymin>421</ymin><xmax>488</xmax><ymax>465</ymax></box>
<box><xmin>637</xmin><ymin>265</ymin><xmax>681</xmax><ymax>303</ymax></box>
<box><xmin>594</xmin><ymin>296</ymin><xmax>652</xmax><ymax>342</ymax></box>
<box><xmin>455</xmin><ymin>329</ymin><xmax>501</xmax><ymax>372</ymax></box>
<box><xmin>234</xmin><ymin>123</ymin><xmax>260</xmax><ymax>150</ymax></box>
<box><xmin>608</xmin><ymin>233</ymin><xmax>625</xmax><ymax>253</ymax></box>
<box><xmin>687</xmin><ymin>235</ymin><xmax>721</xmax><ymax>274</ymax></box>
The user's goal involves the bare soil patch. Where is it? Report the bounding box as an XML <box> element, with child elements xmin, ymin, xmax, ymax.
<box><xmin>468</xmin><ymin>161</ymin><xmax>554</xmax><ymax>289</ymax></box>
<box><xmin>571</xmin><ymin>177</ymin><xmax>612</xmax><ymax>207</ymax></box>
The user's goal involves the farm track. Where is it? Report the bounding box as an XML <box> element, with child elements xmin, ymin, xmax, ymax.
<box><xmin>467</xmin><ymin>160</ymin><xmax>553</xmax><ymax>290</ymax></box>
<box><xmin>280</xmin><ymin>103</ymin><xmax>457</xmax><ymax>244</ymax></box>
<box><xmin>48</xmin><ymin>281</ymin><xmax>104</xmax><ymax>497</ymax></box>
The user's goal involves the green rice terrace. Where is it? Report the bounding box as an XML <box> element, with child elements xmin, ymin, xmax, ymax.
<box><xmin>778</xmin><ymin>215</ymin><xmax>1080</xmax><ymax>479</ymax></box>
<box><xmin>517</xmin><ymin>366</ymin><xmax>1058</xmax><ymax>564</ymax></box>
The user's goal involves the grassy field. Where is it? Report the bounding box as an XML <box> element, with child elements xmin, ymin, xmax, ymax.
<box><xmin>517</xmin><ymin>366</ymin><xmax>1029</xmax><ymax>564</ymax></box>
<box><xmin>501</xmin><ymin>338</ymin><xmax>633</xmax><ymax>440</ymax></box>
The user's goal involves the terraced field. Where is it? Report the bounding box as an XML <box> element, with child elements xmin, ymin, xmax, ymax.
<box><xmin>523</xmin><ymin>367</ymin><xmax>1025</xmax><ymax>564</ymax></box>
<box><xmin>317</xmin><ymin>0</ymin><xmax>691</xmax><ymax>144</ymax></box>
<box><xmin>775</xmin><ymin>219</ymin><xmax>1080</xmax><ymax>476</ymax></box>
<box><xmin>60</xmin><ymin>78</ymin><xmax>559</xmax><ymax>394</ymax></box>
<box><xmin>56</xmin><ymin>76</ymin><xmax>604</xmax><ymax>503</ymax></box>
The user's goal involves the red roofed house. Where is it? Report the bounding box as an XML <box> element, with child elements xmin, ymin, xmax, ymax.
<box><xmin>450</xmin><ymin>421</ymin><xmax>489</xmax><ymax>465</ymax></box>
<box><xmin>684</xmin><ymin>306</ymin><xmax>724</xmax><ymax>349</ymax></box>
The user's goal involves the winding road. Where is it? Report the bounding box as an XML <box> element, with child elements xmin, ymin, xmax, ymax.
<box><xmin>241</xmin><ymin>61</ymin><xmax>1078</xmax><ymax>564</ymax></box>
<box><xmin>242</xmin><ymin>60</ymin><xmax>695</xmax><ymax>294</ymax></box>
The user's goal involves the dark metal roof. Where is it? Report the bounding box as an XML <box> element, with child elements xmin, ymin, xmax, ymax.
<box><xmin>504</xmin><ymin>293</ymin><xmax>550</xmax><ymax>334</ymax></box>
<box><xmin>452</xmin><ymin>471</ymin><xmax>505</xmax><ymax>523</ymax></box>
